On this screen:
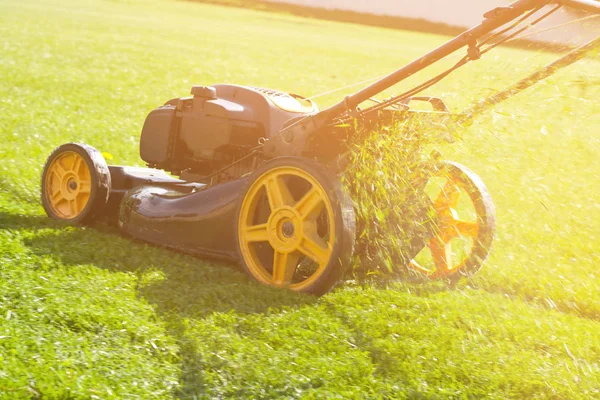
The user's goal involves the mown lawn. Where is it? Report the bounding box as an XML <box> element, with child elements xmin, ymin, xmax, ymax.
<box><xmin>1</xmin><ymin>0</ymin><xmax>599</xmax><ymax>398</ymax></box>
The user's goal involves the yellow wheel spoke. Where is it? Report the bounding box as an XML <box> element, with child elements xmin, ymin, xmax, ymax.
<box><xmin>452</xmin><ymin>220</ymin><xmax>479</xmax><ymax>237</ymax></box>
<box><xmin>272</xmin><ymin>251</ymin><xmax>300</xmax><ymax>285</ymax></box>
<box><xmin>52</xmin><ymin>163</ymin><xmax>67</xmax><ymax>180</ymax></box>
<box><xmin>294</xmin><ymin>187</ymin><xmax>324</xmax><ymax>221</ymax></box>
<box><xmin>69</xmin><ymin>199</ymin><xmax>78</xmax><ymax>216</ymax></box>
<box><xmin>444</xmin><ymin>242</ymin><xmax>453</xmax><ymax>271</ymax></box>
<box><xmin>50</xmin><ymin>189</ymin><xmax>63</xmax><ymax>203</ymax></box>
<box><xmin>298</xmin><ymin>231</ymin><xmax>330</xmax><ymax>266</ymax></box>
<box><xmin>434</xmin><ymin>180</ymin><xmax>461</xmax><ymax>211</ymax></box>
<box><xmin>79</xmin><ymin>180</ymin><xmax>91</xmax><ymax>194</ymax></box>
<box><xmin>71</xmin><ymin>155</ymin><xmax>83</xmax><ymax>174</ymax></box>
<box><xmin>264</xmin><ymin>176</ymin><xmax>294</xmax><ymax>210</ymax></box>
<box><xmin>244</xmin><ymin>223</ymin><xmax>269</xmax><ymax>243</ymax></box>
<box><xmin>429</xmin><ymin>237</ymin><xmax>450</xmax><ymax>273</ymax></box>
<box><xmin>77</xmin><ymin>195</ymin><xmax>89</xmax><ymax>214</ymax></box>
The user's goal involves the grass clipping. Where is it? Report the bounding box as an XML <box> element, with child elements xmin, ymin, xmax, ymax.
<box><xmin>342</xmin><ymin>113</ymin><xmax>461</xmax><ymax>278</ymax></box>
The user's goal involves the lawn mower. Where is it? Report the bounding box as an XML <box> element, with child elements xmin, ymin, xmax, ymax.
<box><xmin>41</xmin><ymin>0</ymin><xmax>600</xmax><ymax>295</ymax></box>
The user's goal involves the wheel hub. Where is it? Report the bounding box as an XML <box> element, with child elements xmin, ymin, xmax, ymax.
<box><xmin>61</xmin><ymin>173</ymin><xmax>81</xmax><ymax>200</ymax></box>
<box><xmin>267</xmin><ymin>207</ymin><xmax>302</xmax><ymax>252</ymax></box>
<box><xmin>282</xmin><ymin>221</ymin><xmax>295</xmax><ymax>238</ymax></box>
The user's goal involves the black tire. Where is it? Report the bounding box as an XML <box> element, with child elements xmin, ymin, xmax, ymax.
<box><xmin>41</xmin><ymin>143</ymin><xmax>111</xmax><ymax>225</ymax></box>
<box><xmin>235</xmin><ymin>157</ymin><xmax>356</xmax><ymax>296</ymax></box>
<box><xmin>446</xmin><ymin>162</ymin><xmax>496</xmax><ymax>279</ymax></box>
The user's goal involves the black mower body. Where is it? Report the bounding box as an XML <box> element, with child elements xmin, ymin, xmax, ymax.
<box><xmin>118</xmin><ymin>177</ymin><xmax>247</xmax><ymax>261</ymax></box>
<box><xmin>99</xmin><ymin>164</ymin><xmax>241</xmax><ymax>259</ymax></box>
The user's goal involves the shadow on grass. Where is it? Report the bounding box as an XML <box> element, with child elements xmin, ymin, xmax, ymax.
<box><xmin>0</xmin><ymin>212</ymin><xmax>57</xmax><ymax>230</ymax></box>
<box><xmin>1</xmin><ymin>210</ymin><xmax>454</xmax><ymax>306</ymax></box>
<box><xmin>1</xmin><ymin>210</ymin><xmax>449</xmax><ymax>309</ymax></box>
<box><xmin>15</xmin><ymin>217</ymin><xmax>317</xmax><ymax>313</ymax></box>
<box><xmin>2</xmin><ymin>210</ymin><xmax>316</xmax><ymax>395</ymax></box>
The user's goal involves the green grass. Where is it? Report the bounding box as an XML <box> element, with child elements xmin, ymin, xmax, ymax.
<box><xmin>1</xmin><ymin>0</ymin><xmax>600</xmax><ymax>397</ymax></box>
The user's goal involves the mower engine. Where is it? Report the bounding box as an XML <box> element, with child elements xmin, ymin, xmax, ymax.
<box><xmin>139</xmin><ymin>84</ymin><xmax>317</xmax><ymax>178</ymax></box>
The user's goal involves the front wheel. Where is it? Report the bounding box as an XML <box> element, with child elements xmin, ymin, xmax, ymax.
<box><xmin>408</xmin><ymin>161</ymin><xmax>496</xmax><ymax>281</ymax></box>
<box><xmin>235</xmin><ymin>157</ymin><xmax>356</xmax><ymax>296</ymax></box>
<box><xmin>41</xmin><ymin>143</ymin><xmax>111</xmax><ymax>225</ymax></box>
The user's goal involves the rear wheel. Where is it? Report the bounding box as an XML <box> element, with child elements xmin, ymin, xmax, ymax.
<box><xmin>41</xmin><ymin>143</ymin><xmax>111</xmax><ymax>225</ymax></box>
<box><xmin>408</xmin><ymin>162</ymin><xmax>496</xmax><ymax>281</ymax></box>
<box><xmin>236</xmin><ymin>157</ymin><xmax>355</xmax><ymax>295</ymax></box>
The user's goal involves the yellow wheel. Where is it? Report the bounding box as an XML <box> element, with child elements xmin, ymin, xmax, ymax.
<box><xmin>408</xmin><ymin>162</ymin><xmax>496</xmax><ymax>281</ymax></box>
<box><xmin>41</xmin><ymin>143</ymin><xmax>111</xmax><ymax>224</ymax></box>
<box><xmin>236</xmin><ymin>157</ymin><xmax>355</xmax><ymax>295</ymax></box>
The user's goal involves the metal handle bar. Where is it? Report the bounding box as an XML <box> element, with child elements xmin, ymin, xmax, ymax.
<box><xmin>558</xmin><ymin>0</ymin><xmax>600</xmax><ymax>13</ymax></box>
<box><xmin>318</xmin><ymin>0</ymin><xmax>544</xmax><ymax>120</ymax></box>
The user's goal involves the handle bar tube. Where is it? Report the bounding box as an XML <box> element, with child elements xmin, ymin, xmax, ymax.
<box><xmin>320</xmin><ymin>0</ymin><xmax>549</xmax><ymax>120</ymax></box>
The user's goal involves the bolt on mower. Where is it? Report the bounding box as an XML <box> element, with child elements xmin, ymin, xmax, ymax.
<box><xmin>41</xmin><ymin>0</ymin><xmax>600</xmax><ymax>295</ymax></box>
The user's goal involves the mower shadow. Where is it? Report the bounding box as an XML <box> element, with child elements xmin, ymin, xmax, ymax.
<box><xmin>2</xmin><ymin>210</ymin><xmax>451</xmax><ymax>308</ymax></box>
<box><xmin>19</xmin><ymin>220</ymin><xmax>316</xmax><ymax>317</ymax></box>
<box><xmin>0</xmin><ymin>211</ymin><xmax>60</xmax><ymax>230</ymax></box>
<box><xmin>2</xmin><ymin>210</ymin><xmax>453</xmax><ymax>304</ymax></box>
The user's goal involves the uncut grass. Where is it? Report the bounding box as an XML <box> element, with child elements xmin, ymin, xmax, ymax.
<box><xmin>1</xmin><ymin>0</ymin><xmax>599</xmax><ymax>396</ymax></box>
